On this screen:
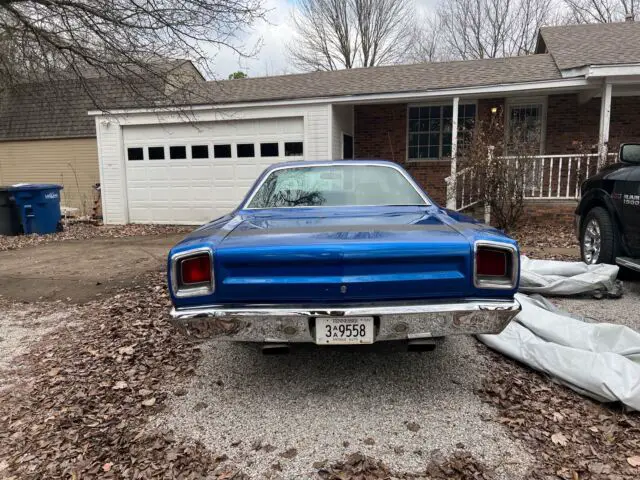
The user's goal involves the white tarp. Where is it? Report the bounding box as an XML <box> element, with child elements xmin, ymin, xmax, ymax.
<box><xmin>479</xmin><ymin>294</ymin><xmax>640</xmax><ymax>411</ymax></box>
<box><xmin>519</xmin><ymin>256</ymin><xmax>622</xmax><ymax>297</ymax></box>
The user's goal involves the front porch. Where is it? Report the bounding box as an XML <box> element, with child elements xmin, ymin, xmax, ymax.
<box><xmin>346</xmin><ymin>84</ymin><xmax>640</xmax><ymax>213</ymax></box>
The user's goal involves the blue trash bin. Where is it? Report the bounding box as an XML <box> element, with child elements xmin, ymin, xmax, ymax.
<box><xmin>7</xmin><ymin>184</ymin><xmax>63</xmax><ymax>235</ymax></box>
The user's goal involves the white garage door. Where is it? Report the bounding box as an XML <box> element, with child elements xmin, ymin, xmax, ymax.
<box><xmin>122</xmin><ymin>117</ymin><xmax>304</xmax><ymax>224</ymax></box>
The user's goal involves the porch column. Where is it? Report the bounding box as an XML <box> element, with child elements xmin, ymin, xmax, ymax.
<box><xmin>598</xmin><ymin>82</ymin><xmax>612</xmax><ymax>168</ymax></box>
<box><xmin>446</xmin><ymin>96</ymin><xmax>459</xmax><ymax>209</ymax></box>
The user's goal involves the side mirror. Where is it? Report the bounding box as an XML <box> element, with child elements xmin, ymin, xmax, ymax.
<box><xmin>619</xmin><ymin>143</ymin><xmax>640</xmax><ymax>164</ymax></box>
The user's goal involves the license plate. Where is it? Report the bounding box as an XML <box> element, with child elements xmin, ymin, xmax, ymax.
<box><xmin>315</xmin><ymin>317</ymin><xmax>374</xmax><ymax>345</ymax></box>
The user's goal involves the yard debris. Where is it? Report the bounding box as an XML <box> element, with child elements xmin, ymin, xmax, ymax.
<box><xmin>513</xmin><ymin>223</ymin><xmax>579</xmax><ymax>261</ymax></box>
<box><xmin>0</xmin><ymin>272</ymin><xmax>218</xmax><ymax>478</ymax></box>
<box><xmin>316</xmin><ymin>451</ymin><xmax>494</xmax><ymax>479</ymax></box>
<box><xmin>478</xmin><ymin>344</ymin><xmax>640</xmax><ymax>479</ymax></box>
<box><xmin>0</xmin><ymin>220</ymin><xmax>191</xmax><ymax>252</ymax></box>
<box><xmin>316</xmin><ymin>452</ymin><xmax>394</xmax><ymax>479</ymax></box>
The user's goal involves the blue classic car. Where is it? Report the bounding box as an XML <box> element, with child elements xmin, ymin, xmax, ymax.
<box><xmin>167</xmin><ymin>161</ymin><xmax>521</xmax><ymax>349</ymax></box>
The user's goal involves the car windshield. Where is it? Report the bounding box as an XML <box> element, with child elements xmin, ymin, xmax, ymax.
<box><xmin>247</xmin><ymin>164</ymin><xmax>428</xmax><ymax>209</ymax></box>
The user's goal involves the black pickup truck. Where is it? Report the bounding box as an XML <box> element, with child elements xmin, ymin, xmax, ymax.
<box><xmin>576</xmin><ymin>143</ymin><xmax>640</xmax><ymax>272</ymax></box>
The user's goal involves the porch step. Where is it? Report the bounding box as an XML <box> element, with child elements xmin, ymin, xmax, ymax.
<box><xmin>616</xmin><ymin>257</ymin><xmax>640</xmax><ymax>273</ymax></box>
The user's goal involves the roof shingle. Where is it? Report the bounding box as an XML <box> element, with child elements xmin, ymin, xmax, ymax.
<box><xmin>177</xmin><ymin>54</ymin><xmax>561</xmax><ymax>105</ymax></box>
<box><xmin>539</xmin><ymin>21</ymin><xmax>640</xmax><ymax>70</ymax></box>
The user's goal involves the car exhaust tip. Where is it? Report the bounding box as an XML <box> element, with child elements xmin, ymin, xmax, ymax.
<box><xmin>262</xmin><ymin>344</ymin><xmax>290</xmax><ymax>355</ymax></box>
<box><xmin>407</xmin><ymin>339</ymin><xmax>438</xmax><ymax>352</ymax></box>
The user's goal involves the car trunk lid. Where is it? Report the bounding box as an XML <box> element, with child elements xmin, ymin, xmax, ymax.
<box><xmin>209</xmin><ymin>207</ymin><xmax>473</xmax><ymax>304</ymax></box>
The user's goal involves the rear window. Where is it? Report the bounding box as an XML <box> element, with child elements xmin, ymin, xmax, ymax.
<box><xmin>247</xmin><ymin>164</ymin><xmax>427</xmax><ymax>209</ymax></box>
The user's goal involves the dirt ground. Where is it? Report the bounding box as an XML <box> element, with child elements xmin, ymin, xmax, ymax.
<box><xmin>0</xmin><ymin>234</ymin><xmax>185</xmax><ymax>303</ymax></box>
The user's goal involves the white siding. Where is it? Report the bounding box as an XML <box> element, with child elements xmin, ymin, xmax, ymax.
<box><xmin>96</xmin><ymin>117</ymin><xmax>128</xmax><ymax>224</ymax></box>
<box><xmin>95</xmin><ymin>103</ymin><xmax>330</xmax><ymax>224</ymax></box>
<box><xmin>331</xmin><ymin>104</ymin><xmax>354</xmax><ymax>159</ymax></box>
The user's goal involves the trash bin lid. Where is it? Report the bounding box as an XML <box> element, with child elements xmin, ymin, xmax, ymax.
<box><xmin>0</xmin><ymin>183</ymin><xmax>63</xmax><ymax>192</ymax></box>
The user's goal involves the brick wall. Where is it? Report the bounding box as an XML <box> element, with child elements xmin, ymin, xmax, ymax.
<box><xmin>522</xmin><ymin>200</ymin><xmax>577</xmax><ymax>225</ymax></box>
<box><xmin>546</xmin><ymin>94</ymin><xmax>640</xmax><ymax>154</ymax></box>
<box><xmin>352</xmin><ymin>95</ymin><xmax>640</xmax><ymax>209</ymax></box>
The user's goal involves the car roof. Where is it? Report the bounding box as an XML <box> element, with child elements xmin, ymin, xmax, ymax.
<box><xmin>263</xmin><ymin>160</ymin><xmax>400</xmax><ymax>171</ymax></box>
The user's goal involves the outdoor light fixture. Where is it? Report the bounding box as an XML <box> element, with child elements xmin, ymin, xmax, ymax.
<box><xmin>491</xmin><ymin>107</ymin><xmax>498</xmax><ymax>114</ymax></box>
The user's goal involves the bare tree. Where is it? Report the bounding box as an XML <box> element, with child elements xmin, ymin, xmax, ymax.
<box><xmin>563</xmin><ymin>0</ymin><xmax>637</xmax><ymax>22</ymax></box>
<box><xmin>287</xmin><ymin>0</ymin><xmax>414</xmax><ymax>71</ymax></box>
<box><xmin>0</xmin><ymin>0</ymin><xmax>265</xmax><ymax>108</ymax></box>
<box><xmin>434</xmin><ymin>0</ymin><xmax>560</xmax><ymax>60</ymax></box>
<box><xmin>407</xmin><ymin>15</ymin><xmax>449</xmax><ymax>63</ymax></box>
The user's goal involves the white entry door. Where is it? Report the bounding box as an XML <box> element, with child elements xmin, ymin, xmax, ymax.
<box><xmin>122</xmin><ymin>117</ymin><xmax>304</xmax><ymax>224</ymax></box>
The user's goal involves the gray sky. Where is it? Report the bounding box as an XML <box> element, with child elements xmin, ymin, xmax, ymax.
<box><xmin>209</xmin><ymin>0</ymin><xmax>439</xmax><ymax>79</ymax></box>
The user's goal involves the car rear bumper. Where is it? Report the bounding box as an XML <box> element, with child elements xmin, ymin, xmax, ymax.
<box><xmin>169</xmin><ymin>298</ymin><xmax>521</xmax><ymax>342</ymax></box>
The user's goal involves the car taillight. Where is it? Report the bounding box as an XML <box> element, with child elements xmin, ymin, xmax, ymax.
<box><xmin>180</xmin><ymin>254</ymin><xmax>212</xmax><ymax>285</ymax></box>
<box><xmin>476</xmin><ymin>248</ymin><xmax>507</xmax><ymax>277</ymax></box>
<box><xmin>474</xmin><ymin>243</ymin><xmax>517</xmax><ymax>289</ymax></box>
<box><xmin>171</xmin><ymin>249</ymin><xmax>214</xmax><ymax>298</ymax></box>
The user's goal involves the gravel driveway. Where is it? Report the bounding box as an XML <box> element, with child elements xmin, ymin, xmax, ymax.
<box><xmin>2</xmin><ymin>229</ymin><xmax>638</xmax><ymax>478</ymax></box>
<box><xmin>154</xmin><ymin>337</ymin><xmax>532</xmax><ymax>478</ymax></box>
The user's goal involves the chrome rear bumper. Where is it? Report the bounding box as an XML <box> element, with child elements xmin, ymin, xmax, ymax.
<box><xmin>169</xmin><ymin>298</ymin><xmax>521</xmax><ymax>342</ymax></box>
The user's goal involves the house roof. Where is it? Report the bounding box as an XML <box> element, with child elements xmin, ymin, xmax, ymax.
<box><xmin>0</xmin><ymin>79</ymin><xmax>161</xmax><ymax>141</ymax></box>
<box><xmin>537</xmin><ymin>21</ymin><xmax>640</xmax><ymax>70</ymax></box>
<box><xmin>0</xmin><ymin>60</ymin><xmax>200</xmax><ymax>141</ymax></box>
<box><xmin>175</xmin><ymin>54</ymin><xmax>562</xmax><ymax>106</ymax></box>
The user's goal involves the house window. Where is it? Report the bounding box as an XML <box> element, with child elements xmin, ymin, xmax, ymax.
<box><xmin>408</xmin><ymin>104</ymin><xmax>476</xmax><ymax>159</ymax></box>
<box><xmin>508</xmin><ymin>103</ymin><xmax>543</xmax><ymax>153</ymax></box>
<box><xmin>237</xmin><ymin>143</ymin><xmax>255</xmax><ymax>158</ymax></box>
<box><xmin>127</xmin><ymin>147</ymin><xmax>144</xmax><ymax>161</ymax></box>
<box><xmin>284</xmin><ymin>142</ymin><xmax>303</xmax><ymax>156</ymax></box>
<box><xmin>170</xmin><ymin>146</ymin><xmax>187</xmax><ymax>159</ymax></box>
<box><xmin>191</xmin><ymin>145</ymin><xmax>209</xmax><ymax>159</ymax></box>
<box><xmin>148</xmin><ymin>146</ymin><xmax>165</xmax><ymax>160</ymax></box>
<box><xmin>214</xmin><ymin>144</ymin><xmax>232</xmax><ymax>158</ymax></box>
<box><xmin>260</xmin><ymin>143</ymin><xmax>279</xmax><ymax>157</ymax></box>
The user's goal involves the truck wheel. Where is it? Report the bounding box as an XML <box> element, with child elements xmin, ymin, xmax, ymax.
<box><xmin>580</xmin><ymin>207</ymin><xmax>617</xmax><ymax>265</ymax></box>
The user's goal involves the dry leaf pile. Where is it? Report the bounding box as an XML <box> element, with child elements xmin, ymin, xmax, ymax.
<box><xmin>478</xmin><ymin>346</ymin><xmax>640</xmax><ymax>479</ymax></box>
<box><xmin>0</xmin><ymin>272</ymin><xmax>218</xmax><ymax>478</ymax></box>
<box><xmin>315</xmin><ymin>451</ymin><xmax>493</xmax><ymax>479</ymax></box>
<box><xmin>512</xmin><ymin>224</ymin><xmax>579</xmax><ymax>261</ymax></box>
<box><xmin>0</xmin><ymin>221</ymin><xmax>191</xmax><ymax>252</ymax></box>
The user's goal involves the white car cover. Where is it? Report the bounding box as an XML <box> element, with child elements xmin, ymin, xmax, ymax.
<box><xmin>519</xmin><ymin>256</ymin><xmax>622</xmax><ymax>297</ymax></box>
<box><xmin>479</xmin><ymin>293</ymin><xmax>640</xmax><ymax>411</ymax></box>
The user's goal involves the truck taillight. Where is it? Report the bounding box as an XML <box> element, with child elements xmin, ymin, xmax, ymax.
<box><xmin>474</xmin><ymin>242</ymin><xmax>518</xmax><ymax>289</ymax></box>
<box><xmin>170</xmin><ymin>249</ymin><xmax>214</xmax><ymax>298</ymax></box>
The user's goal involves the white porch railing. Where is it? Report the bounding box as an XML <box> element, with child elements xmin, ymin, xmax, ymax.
<box><xmin>445</xmin><ymin>153</ymin><xmax>616</xmax><ymax>212</ymax></box>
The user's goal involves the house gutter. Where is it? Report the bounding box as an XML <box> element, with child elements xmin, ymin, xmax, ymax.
<box><xmin>88</xmin><ymin>77</ymin><xmax>591</xmax><ymax>117</ymax></box>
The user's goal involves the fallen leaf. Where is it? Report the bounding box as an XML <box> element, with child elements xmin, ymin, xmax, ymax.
<box><xmin>47</xmin><ymin>368</ymin><xmax>60</xmax><ymax>377</ymax></box>
<box><xmin>405</xmin><ymin>421</ymin><xmax>420</xmax><ymax>432</ymax></box>
<box><xmin>118</xmin><ymin>345</ymin><xmax>135</xmax><ymax>355</ymax></box>
<box><xmin>552</xmin><ymin>412</ymin><xmax>564</xmax><ymax>422</ymax></box>
<box><xmin>141</xmin><ymin>397</ymin><xmax>156</xmax><ymax>407</ymax></box>
<box><xmin>0</xmin><ymin>460</ymin><xmax>8</xmax><ymax>472</ymax></box>
<box><xmin>280</xmin><ymin>448</ymin><xmax>298</xmax><ymax>459</ymax></box>
<box><xmin>103</xmin><ymin>463</ymin><xmax>112</xmax><ymax>472</ymax></box>
<box><xmin>112</xmin><ymin>381</ymin><xmax>128</xmax><ymax>390</ymax></box>
<box><xmin>551</xmin><ymin>432</ymin><xmax>568</xmax><ymax>446</ymax></box>
<box><xmin>138</xmin><ymin>389</ymin><xmax>153</xmax><ymax>396</ymax></box>
<box><xmin>628</xmin><ymin>456</ymin><xmax>640</xmax><ymax>467</ymax></box>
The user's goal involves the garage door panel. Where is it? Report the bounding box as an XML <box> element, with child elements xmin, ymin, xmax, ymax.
<box><xmin>124</xmin><ymin>117</ymin><xmax>304</xmax><ymax>224</ymax></box>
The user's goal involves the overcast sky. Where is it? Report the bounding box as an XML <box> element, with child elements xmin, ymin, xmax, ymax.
<box><xmin>209</xmin><ymin>0</ymin><xmax>439</xmax><ymax>80</ymax></box>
